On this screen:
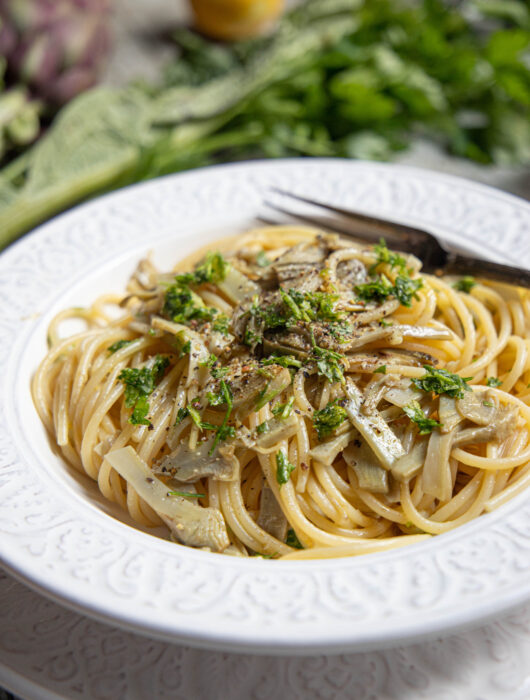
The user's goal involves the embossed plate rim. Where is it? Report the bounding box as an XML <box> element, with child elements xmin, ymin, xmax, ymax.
<box><xmin>1</xmin><ymin>158</ymin><xmax>530</xmax><ymax>654</ymax></box>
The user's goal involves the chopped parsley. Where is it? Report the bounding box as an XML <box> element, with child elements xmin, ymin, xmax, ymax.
<box><xmin>212</xmin><ymin>314</ymin><xmax>230</xmax><ymax>335</ymax></box>
<box><xmin>272</xmin><ymin>397</ymin><xmax>295</xmax><ymax>419</ymax></box>
<box><xmin>163</xmin><ymin>282</ymin><xmax>217</xmax><ymax>324</ymax></box>
<box><xmin>168</xmin><ymin>490</ymin><xmax>205</xmax><ymax>499</ymax></box>
<box><xmin>355</xmin><ymin>274</ymin><xmax>394</xmax><ymax>304</ymax></box>
<box><xmin>262</xmin><ymin>354</ymin><xmax>303</xmax><ymax>370</ymax></box>
<box><xmin>483</xmin><ymin>400</ymin><xmax>494</xmax><ymax>408</ymax></box>
<box><xmin>412</xmin><ymin>366</ymin><xmax>472</xmax><ymax>399</ymax></box>
<box><xmin>310</xmin><ymin>331</ymin><xmax>346</xmax><ymax>384</ymax></box>
<box><xmin>256</xmin><ymin>421</ymin><xmax>270</xmax><ymax>434</ymax></box>
<box><xmin>393</xmin><ymin>275</ymin><xmax>423</xmax><ymax>307</ymax></box>
<box><xmin>453</xmin><ymin>276</ymin><xmax>476</xmax><ymax>293</ymax></box>
<box><xmin>486</xmin><ymin>376</ymin><xmax>502</xmax><ymax>387</ymax></box>
<box><xmin>175</xmin><ymin>251</ymin><xmax>229</xmax><ymax>287</ymax></box>
<box><xmin>108</xmin><ymin>339</ymin><xmax>132</xmax><ymax>354</ymax></box>
<box><xmin>355</xmin><ymin>268</ymin><xmax>422</xmax><ymax>308</ymax></box>
<box><xmin>403</xmin><ymin>400</ymin><xmax>442</xmax><ymax>435</ymax></box>
<box><xmin>207</xmin><ymin>380</ymin><xmax>235</xmax><ymax>454</ymax></box>
<box><xmin>286</xmin><ymin>528</ymin><xmax>304</xmax><ymax>549</ymax></box>
<box><xmin>373</xmin><ymin>365</ymin><xmax>387</xmax><ymax>374</ymax></box>
<box><xmin>276</xmin><ymin>451</ymin><xmax>296</xmax><ymax>487</ymax></box>
<box><xmin>379</xmin><ymin>319</ymin><xmax>393</xmax><ymax>327</ymax></box>
<box><xmin>256</xmin><ymin>250</ymin><xmax>271</xmax><ymax>267</ymax></box>
<box><xmin>313</xmin><ymin>399</ymin><xmax>348</xmax><ymax>440</ymax></box>
<box><xmin>163</xmin><ymin>253</ymin><xmax>229</xmax><ymax>326</ymax></box>
<box><xmin>369</xmin><ymin>238</ymin><xmax>407</xmax><ymax>274</ymax></box>
<box><xmin>179</xmin><ymin>339</ymin><xmax>191</xmax><ymax>357</ymax></box>
<box><xmin>118</xmin><ymin>355</ymin><xmax>169</xmax><ymax>425</ymax></box>
<box><xmin>200</xmin><ymin>353</ymin><xmax>217</xmax><ymax>369</ymax></box>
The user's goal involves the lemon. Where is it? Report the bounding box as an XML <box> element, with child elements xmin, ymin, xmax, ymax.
<box><xmin>190</xmin><ymin>0</ymin><xmax>284</xmax><ymax>41</ymax></box>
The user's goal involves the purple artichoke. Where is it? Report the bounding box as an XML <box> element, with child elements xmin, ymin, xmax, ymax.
<box><xmin>0</xmin><ymin>0</ymin><xmax>111</xmax><ymax>106</ymax></box>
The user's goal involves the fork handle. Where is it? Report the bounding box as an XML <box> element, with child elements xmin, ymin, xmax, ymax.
<box><xmin>443</xmin><ymin>253</ymin><xmax>530</xmax><ymax>288</ymax></box>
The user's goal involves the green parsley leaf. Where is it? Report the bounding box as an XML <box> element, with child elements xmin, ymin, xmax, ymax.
<box><xmin>412</xmin><ymin>366</ymin><xmax>472</xmax><ymax>399</ymax></box>
<box><xmin>355</xmin><ymin>274</ymin><xmax>394</xmax><ymax>303</ymax></box>
<box><xmin>163</xmin><ymin>282</ymin><xmax>217</xmax><ymax>325</ymax></box>
<box><xmin>453</xmin><ymin>276</ymin><xmax>476</xmax><ymax>293</ymax></box>
<box><xmin>200</xmin><ymin>353</ymin><xmax>217</xmax><ymax>369</ymax></box>
<box><xmin>256</xmin><ymin>421</ymin><xmax>270</xmax><ymax>434</ymax></box>
<box><xmin>403</xmin><ymin>400</ymin><xmax>442</xmax><ymax>435</ymax></box>
<box><xmin>262</xmin><ymin>354</ymin><xmax>303</xmax><ymax>369</ymax></box>
<box><xmin>369</xmin><ymin>238</ymin><xmax>407</xmax><ymax>274</ymax></box>
<box><xmin>379</xmin><ymin>319</ymin><xmax>393</xmax><ymax>327</ymax></box>
<box><xmin>276</xmin><ymin>451</ymin><xmax>296</xmax><ymax>487</ymax></box>
<box><xmin>393</xmin><ymin>275</ymin><xmax>423</xmax><ymax>307</ymax></box>
<box><xmin>175</xmin><ymin>251</ymin><xmax>229</xmax><ymax>287</ymax></box>
<box><xmin>355</xmin><ymin>272</ymin><xmax>422</xmax><ymax>307</ymax></box>
<box><xmin>373</xmin><ymin>365</ymin><xmax>387</xmax><ymax>374</ymax></box>
<box><xmin>285</xmin><ymin>528</ymin><xmax>304</xmax><ymax>549</ymax></box>
<box><xmin>482</xmin><ymin>400</ymin><xmax>494</xmax><ymax>407</ymax></box>
<box><xmin>310</xmin><ymin>331</ymin><xmax>346</xmax><ymax>384</ymax></box>
<box><xmin>313</xmin><ymin>399</ymin><xmax>347</xmax><ymax>440</ymax></box>
<box><xmin>193</xmin><ymin>252</ymin><xmax>229</xmax><ymax>284</ymax></box>
<box><xmin>256</xmin><ymin>250</ymin><xmax>271</xmax><ymax>267</ymax></box>
<box><xmin>272</xmin><ymin>397</ymin><xmax>295</xmax><ymax>419</ymax></box>
<box><xmin>209</xmin><ymin>380</ymin><xmax>234</xmax><ymax>454</ymax></box>
<box><xmin>118</xmin><ymin>355</ymin><xmax>169</xmax><ymax>425</ymax></box>
<box><xmin>486</xmin><ymin>376</ymin><xmax>502</xmax><ymax>387</ymax></box>
<box><xmin>167</xmin><ymin>490</ymin><xmax>205</xmax><ymax>499</ymax></box>
<box><xmin>179</xmin><ymin>339</ymin><xmax>191</xmax><ymax>357</ymax></box>
<box><xmin>107</xmin><ymin>339</ymin><xmax>132</xmax><ymax>354</ymax></box>
<box><xmin>212</xmin><ymin>314</ymin><xmax>230</xmax><ymax>335</ymax></box>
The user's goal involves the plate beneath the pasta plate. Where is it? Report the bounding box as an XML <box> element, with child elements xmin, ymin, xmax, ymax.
<box><xmin>1</xmin><ymin>158</ymin><xmax>530</xmax><ymax>655</ymax></box>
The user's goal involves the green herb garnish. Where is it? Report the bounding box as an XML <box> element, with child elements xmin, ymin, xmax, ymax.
<box><xmin>213</xmin><ymin>314</ymin><xmax>230</xmax><ymax>335</ymax></box>
<box><xmin>286</xmin><ymin>528</ymin><xmax>304</xmax><ymax>549</ymax></box>
<box><xmin>313</xmin><ymin>399</ymin><xmax>347</xmax><ymax>440</ymax></box>
<box><xmin>403</xmin><ymin>400</ymin><xmax>442</xmax><ymax>435</ymax></box>
<box><xmin>163</xmin><ymin>282</ymin><xmax>217</xmax><ymax>325</ymax></box>
<box><xmin>168</xmin><ymin>490</ymin><xmax>205</xmax><ymax>499</ymax></box>
<box><xmin>262</xmin><ymin>354</ymin><xmax>303</xmax><ymax>370</ymax></box>
<box><xmin>373</xmin><ymin>365</ymin><xmax>387</xmax><ymax>374</ymax></box>
<box><xmin>453</xmin><ymin>276</ymin><xmax>476</xmax><ymax>293</ymax></box>
<box><xmin>310</xmin><ymin>331</ymin><xmax>346</xmax><ymax>384</ymax></box>
<box><xmin>370</xmin><ymin>238</ymin><xmax>407</xmax><ymax>274</ymax></box>
<box><xmin>486</xmin><ymin>376</ymin><xmax>502</xmax><ymax>387</ymax></box>
<box><xmin>355</xmin><ymin>274</ymin><xmax>394</xmax><ymax>304</ymax></box>
<box><xmin>175</xmin><ymin>251</ymin><xmax>229</xmax><ymax>287</ymax></box>
<box><xmin>118</xmin><ymin>355</ymin><xmax>169</xmax><ymax>425</ymax></box>
<box><xmin>412</xmin><ymin>366</ymin><xmax>472</xmax><ymax>399</ymax></box>
<box><xmin>179</xmin><ymin>339</ymin><xmax>191</xmax><ymax>357</ymax></box>
<box><xmin>108</xmin><ymin>339</ymin><xmax>132</xmax><ymax>354</ymax></box>
<box><xmin>483</xmin><ymin>400</ymin><xmax>494</xmax><ymax>407</ymax></box>
<box><xmin>276</xmin><ymin>451</ymin><xmax>296</xmax><ymax>487</ymax></box>
<box><xmin>272</xmin><ymin>397</ymin><xmax>295</xmax><ymax>419</ymax></box>
<box><xmin>256</xmin><ymin>421</ymin><xmax>270</xmax><ymax>434</ymax></box>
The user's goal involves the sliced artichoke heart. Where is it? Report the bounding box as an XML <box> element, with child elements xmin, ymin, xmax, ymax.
<box><xmin>105</xmin><ymin>446</ymin><xmax>230</xmax><ymax>552</ymax></box>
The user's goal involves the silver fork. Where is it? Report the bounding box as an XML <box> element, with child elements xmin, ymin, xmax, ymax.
<box><xmin>260</xmin><ymin>188</ymin><xmax>530</xmax><ymax>287</ymax></box>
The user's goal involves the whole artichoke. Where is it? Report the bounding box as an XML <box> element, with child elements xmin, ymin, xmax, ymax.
<box><xmin>0</xmin><ymin>56</ymin><xmax>41</xmax><ymax>160</ymax></box>
<box><xmin>0</xmin><ymin>0</ymin><xmax>111</xmax><ymax>106</ymax></box>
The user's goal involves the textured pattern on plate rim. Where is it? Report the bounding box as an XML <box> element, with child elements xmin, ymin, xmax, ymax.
<box><xmin>0</xmin><ymin>159</ymin><xmax>529</xmax><ymax>654</ymax></box>
<box><xmin>1</xmin><ymin>570</ymin><xmax>530</xmax><ymax>700</ymax></box>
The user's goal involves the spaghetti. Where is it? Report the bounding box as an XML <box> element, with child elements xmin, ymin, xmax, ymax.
<box><xmin>32</xmin><ymin>226</ymin><xmax>530</xmax><ymax>559</ymax></box>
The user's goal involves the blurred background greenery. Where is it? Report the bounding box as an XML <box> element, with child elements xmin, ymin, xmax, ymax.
<box><xmin>0</xmin><ymin>0</ymin><xmax>528</xmax><ymax>250</ymax></box>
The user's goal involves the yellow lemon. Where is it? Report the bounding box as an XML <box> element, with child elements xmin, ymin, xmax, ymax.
<box><xmin>190</xmin><ymin>0</ymin><xmax>284</xmax><ymax>41</ymax></box>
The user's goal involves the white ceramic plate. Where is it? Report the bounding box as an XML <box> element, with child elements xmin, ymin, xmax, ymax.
<box><xmin>1</xmin><ymin>159</ymin><xmax>529</xmax><ymax>655</ymax></box>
